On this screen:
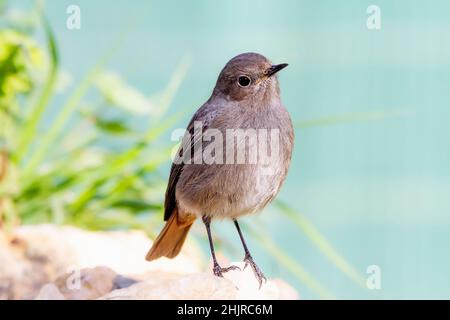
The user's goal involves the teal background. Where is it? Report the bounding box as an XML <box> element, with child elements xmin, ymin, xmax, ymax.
<box><xmin>14</xmin><ymin>0</ymin><xmax>450</xmax><ymax>298</ymax></box>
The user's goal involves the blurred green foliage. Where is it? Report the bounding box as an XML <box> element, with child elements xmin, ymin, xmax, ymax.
<box><xmin>0</xmin><ymin>30</ymin><xmax>44</xmax><ymax>105</ymax></box>
<box><xmin>0</xmin><ymin>8</ymin><xmax>189</xmax><ymax>235</ymax></box>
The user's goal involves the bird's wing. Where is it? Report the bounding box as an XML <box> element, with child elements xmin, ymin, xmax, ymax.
<box><xmin>163</xmin><ymin>111</ymin><xmax>210</xmax><ymax>221</ymax></box>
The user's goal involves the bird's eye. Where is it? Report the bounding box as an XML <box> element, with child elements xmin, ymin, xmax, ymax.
<box><xmin>237</xmin><ymin>75</ymin><xmax>251</xmax><ymax>87</ymax></box>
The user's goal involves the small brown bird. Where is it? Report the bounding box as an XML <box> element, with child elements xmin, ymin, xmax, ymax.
<box><xmin>146</xmin><ymin>52</ymin><xmax>294</xmax><ymax>286</ymax></box>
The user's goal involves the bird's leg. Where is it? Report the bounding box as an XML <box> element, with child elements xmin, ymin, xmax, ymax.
<box><xmin>233</xmin><ymin>219</ymin><xmax>267</xmax><ymax>288</ymax></box>
<box><xmin>202</xmin><ymin>215</ymin><xmax>240</xmax><ymax>277</ymax></box>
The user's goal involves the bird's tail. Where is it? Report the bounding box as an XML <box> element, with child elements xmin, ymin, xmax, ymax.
<box><xmin>145</xmin><ymin>208</ymin><xmax>196</xmax><ymax>261</ymax></box>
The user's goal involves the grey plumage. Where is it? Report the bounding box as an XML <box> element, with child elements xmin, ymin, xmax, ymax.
<box><xmin>147</xmin><ymin>52</ymin><xmax>294</xmax><ymax>286</ymax></box>
<box><xmin>175</xmin><ymin>53</ymin><xmax>293</xmax><ymax>220</ymax></box>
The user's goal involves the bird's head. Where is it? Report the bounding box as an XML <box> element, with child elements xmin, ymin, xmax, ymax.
<box><xmin>213</xmin><ymin>52</ymin><xmax>288</xmax><ymax>103</ymax></box>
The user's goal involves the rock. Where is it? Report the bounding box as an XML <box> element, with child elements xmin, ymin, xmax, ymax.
<box><xmin>0</xmin><ymin>224</ymin><xmax>202</xmax><ymax>299</ymax></box>
<box><xmin>220</xmin><ymin>262</ymin><xmax>299</xmax><ymax>300</ymax></box>
<box><xmin>34</xmin><ymin>266</ymin><xmax>138</xmax><ymax>300</ymax></box>
<box><xmin>113</xmin><ymin>274</ymin><xmax>139</xmax><ymax>289</ymax></box>
<box><xmin>0</xmin><ymin>232</ymin><xmax>54</xmax><ymax>299</ymax></box>
<box><xmin>99</xmin><ymin>263</ymin><xmax>298</xmax><ymax>300</ymax></box>
<box><xmin>271</xmin><ymin>279</ymin><xmax>300</xmax><ymax>300</ymax></box>
<box><xmin>1</xmin><ymin>225</ymin><xmax>300</xmax><ymax>300</ymax></box>
<box><xmin>35</xmin><ymin>284</ymin><xmax>65</xmax><ymax>300</ymax></box>
<box><xmin>53</xmin><ymin>266</ymin><xmax>117</xmax><ymax>300</ymax></box>
<box><xmin>100</xmin><ymin>273</ymin><xmax>237</xmax><ymax>300</ymax></box>
<box><xmin>14</xmin><ymin>224</ymin><xmax>203</xmax><ymax>277</ymax></box>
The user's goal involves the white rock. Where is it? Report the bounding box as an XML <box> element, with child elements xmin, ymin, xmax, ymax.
<box><xmin>99</xmin><ymin>265</ymin><xmax>299</xmax><ymax>300</ymax></box>
<box><xmin>100</xmin><ymin>273</ymin><xmax>237</xmax><ymax>300</ymax></box>
<box><xmin>54</xmin><ymin>266</ymin><xmax>118</xmax><ymax>300</ymax></box>
<box><xmin>0</xmin><ymin>233</ymin><xmax>52</xmax><ymax>299</ymax></box>
<box><xmin>35</xmin><ymin>284</ymin><xmax>65</xmax><ymax>300</ymax></box>
<box><xmin>1</xmin><ymin>225</ymin><xmax>299</xmax><ymax>300</ymax></box>
<box><xmin>220</xmin><ymin>262</ymin><xmax>298</xmax><ymax>300</ymax></box>
<box><xmin>14</xmin><ymin>224</ymin><xmax>203</xmax><ymax>277</ymax></box>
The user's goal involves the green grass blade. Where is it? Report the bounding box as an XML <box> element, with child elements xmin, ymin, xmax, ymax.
<box><xmin>92</xmin><ymin>147</ymin><xmax>173</xmax><ymax>211</ymax></box>
<box><xmin>20</xmin><ymin>45</ymin><xmax>188</xmax><ymax>214</ymax></box>
<box><xmin>275</xmin><ymin>200</ymin><xmax>366</xmax><ymax>287</ymax></box>
<box><xmin>69</xmin><ymin>112</ymin><xmax>183</xmax><ymax>213</ymax></box>
<box><xmin>21</xmin><ymin>43</ymin><xmax>120</xmax><ymax>179</ymax></box>
<box><xmin>14</xmin><ymin>15</ymin><xmax>59</xmax><ymax>163</ymax></box>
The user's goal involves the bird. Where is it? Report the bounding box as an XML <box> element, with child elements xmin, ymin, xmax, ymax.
<box><xmin>145</xmin><ymin>52</ymin><xmax>294</xmax><ymax>287</ymax></box>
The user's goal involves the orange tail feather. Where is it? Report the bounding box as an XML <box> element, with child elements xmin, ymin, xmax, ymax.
<box><xmin>145</xmin><ymin>209</ymin><xmax>195</xmax><ymax>261</ymax></box>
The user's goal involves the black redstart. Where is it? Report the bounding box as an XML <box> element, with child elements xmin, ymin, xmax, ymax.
<box><xmin>146</xmin><ymin>52</ymin><xmax>294</xmax><ymax>286</ymax></box>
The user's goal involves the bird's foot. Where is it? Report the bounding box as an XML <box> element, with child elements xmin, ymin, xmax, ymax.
<box><xmin>213</xmin><ymin>263</ymin><xmax>241</xmax><ymax>277</ymax></box>
<box><xmin>244</xmin><ymin>254</ymin><xmax>267</xmax><ymax>289</ymax></box>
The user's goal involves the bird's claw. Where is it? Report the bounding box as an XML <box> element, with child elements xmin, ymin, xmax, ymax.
<box><xmin>213</xmin><ymin>263</ymin><xmax>241</xmax><ymax>277</ymax></box>
<box><xmin>244</xmin><ymin>254</ymin><xmax>267</xmax><ymax>289</ymax></box>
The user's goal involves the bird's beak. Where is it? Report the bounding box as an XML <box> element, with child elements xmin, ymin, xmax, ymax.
<box><xmin>266</xmin><ymin>63</ymin><xmax>288</xmax><ymax>77</ymax></box>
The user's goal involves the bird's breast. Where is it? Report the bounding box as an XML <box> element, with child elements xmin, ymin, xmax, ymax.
<box><xmin>176</xmin><ymin>103</ymin><xmax>294</xmax><ymax>219</ymax></box>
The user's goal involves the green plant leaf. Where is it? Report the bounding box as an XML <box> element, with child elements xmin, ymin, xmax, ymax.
<box><xmin>95</xmin><ymin>71</ymin><xmax>155</xmax><ymax>115</ymax></box>
<box><xmin>111</xmin><ymin>199</ymin><xmax>163</xmax><ymax>212</ymax></box>
<box><xmin>14</xmin><ymin>16</ymin><xmax>58</xmax><ymax>163</ymax></box>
